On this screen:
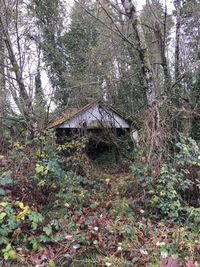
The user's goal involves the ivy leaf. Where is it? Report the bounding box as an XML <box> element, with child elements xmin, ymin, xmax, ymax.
<box><xmin>43</xmin><ymin>225</ymin><xmax>52</xmax><ymax>236</ymax></box>
<box><xmin>49</xmin><ymin>260</ymin><xmax>56</xmax><ymax>267</ymax></box>
<box><xmin>0</xmin><ymin>212</ymin><xmax>6</xmax><ymax>220</ymax></box>
<box><xmin>28</xmin><ymin>212</ymin><xmax>44</xmax><ymax>230</ymax></box>
<box><xmin>39</xmin><ymin>234</ymin><xmax>49</xmax><ymax>242</ymax></box>
<box><xmin>0</xmin><ymin>202</ymin><xmax>9</xmax><ymax>207</ymax></box>
<box><xmin>8</xmin><ymin>250</ymin><xmax>17</xmax><ymax>260</ymax></box>
<box><xmin>0</xmin><ymin>171</ymin><xmax>13</xmax><ymax>186</ymax></box>
<box><xmin>35</xmin><ymin>164</ymin><xmax>45</xmax><ymax>174</ymax></box>
<box><xmin>0</xmin><ymin>188</ymin><xmax>5</xmax><ymax>196</ymax></box>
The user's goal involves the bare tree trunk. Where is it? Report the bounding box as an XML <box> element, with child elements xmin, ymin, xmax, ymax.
<box><xmin>0</xmin><ymin>1</ymin><xmax>34</xmax><ymax>136</ymax></box>
<box><xmin>174</xmin><ymin>0</ymin><xmax>181</xmax><ymax>82</ymax></box>
<box><xmin>154</xmin><ymin>2</ymin><xmax>172</xmax><ymax>93</ymax></box>
<box><xmin>121</xmin><ymin>0</ymin><xmax>156</xmax><ymax>106</ymax></box>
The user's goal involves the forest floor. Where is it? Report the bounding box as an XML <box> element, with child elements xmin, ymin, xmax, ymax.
<box><xmin>0</xmin><ymin>151</ymin><xmax>200</xmax><ymax>267</ymax></box>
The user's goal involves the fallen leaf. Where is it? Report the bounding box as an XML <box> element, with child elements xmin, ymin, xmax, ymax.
<box><xmin>160</xmin><ymin>257</ymin><xmax>179</xmax><ymax>267</ymax></box>
<box><xmin>186</xmin><ymin>258</ymin><xmax>196</xmax><ymax>267</ymax></box>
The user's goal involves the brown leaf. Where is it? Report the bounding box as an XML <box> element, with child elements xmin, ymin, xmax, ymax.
<box><xmin>60</xmin><ymin>219</ymin><xmax>67</xmax><ymax>228</ymax></box>
<box><xmin>186</xmin><ymin>258</ymin><xmax>196</xmax><ymax>267</ymax></box>
<box><xmin>16</xmin><ymin>247</ymin><xmax>25</xmax><ymax>257</ymax></box>
<box><xmin>29</xmin><ymin>247</ymin><xmax>55</xmax><ymax>265</ymax></box>
<box><xmin>43</xmin><ymin>246</ymin><xmax>55</xmax><ymax>260</ymax></box>
<box><xmin>12</xmin><ymin>227</ymin><xmax>22</xmax><ymax>238</ymax></box>
<box><xmin>160</xmin><ymin>257</ymin><xmax>179</xmax><ymax>267</ymax></box>
<box><xmin>29</xmin><ymin>252</ymin><xmax>43</xmax><ymax>265</ymax></box>
<box><xmin>195</xmin><ymin>244</ymin><xmax>200</xmax><ymax>252</ymax></box>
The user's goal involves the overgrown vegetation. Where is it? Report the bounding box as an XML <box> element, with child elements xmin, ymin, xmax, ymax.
<box><xmin>0</xmin><ymin>0</ymin><xmax>200</xmax><ymax>266</ymax></box>
<box><xmin>0</xmin><ymin>130</ymin><xmax>200</xmax><ymax>266</ymax></box>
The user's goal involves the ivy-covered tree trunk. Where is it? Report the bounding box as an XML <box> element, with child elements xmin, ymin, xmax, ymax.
<box><xmin>140</xmin><ymin>0</ymin><xmax>172</xmax><ymax>96</ymax></box>
<box><xmin>174</xmin><ymin>0</ymin><xmax>181</xmax><ymax>104</ymax></box>
<box><xmin>121</xmin><ymin>0</ymin><xmax>156</xmax><ymax>107</ymax></box>
<box><xmin>0</xmin><ymin>22</ymin><xmax>6</xmax><ymax>147</ymax></box>
<box><xmin>0</xmin><ymin>24</ymin><xmax>5</xmax><ymax>112</ymax></box>
<box><xmin>174</xmin><ymin>0</ymin><xmax>181</xmax><ymax>82</ymax></box>
<box><xmin>34</xmin><ymin>68</ymin><xmax>47</xmax><ymax>130</ymax></box>
<box><xmin>31</xmin><ymin>0</ymin><xmax>66</xmax><ymax>106</ymax></box>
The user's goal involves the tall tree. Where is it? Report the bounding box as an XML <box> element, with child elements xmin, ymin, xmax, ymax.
<box><xmin>174</xmin><ymin>0</ymin><xmax>181</xmax><ymax>82</ymax></box>
<box><xmin>173</xmin><ymin>0</ymin><xmax>200</xmax><ymax>102</ymax></box>
<box><xmin>31</xmin><ymin>0</ymin><xmax>66</xmax><ymax>104</ymax></box>
<box><xmin>0</xmin><ymin>21</ymin><xmax>6</xmax><ymax>146</ymax></box>
<box><xmin>58</xmin><ymin>0</ymin><xmax>99</xmax><ymax>107</ymax></box>
<box><xmin>173</xmin><ymin>0</ymin><xmax>182</xmax><ymax>104</ymax></box>
<box><xmin>0</xmin><ymin>0</ymin><xmax>34</xmax><ymax>136</ymax></box>
<box><xmin>33</xmin><ymin>40</ymin><xmax>47</xmax><ymax>130</ymax></box>
<box><xmin>120</xmin><ymin>0</ymin><xmax>156</xmax><ymax>106</ymax></box>
<box><xmin>70</xmin><ymin>0</ymin><xmax>145</xmax><ymax>113</ymax></box>
<box><xmin>141</xmin><ymin>0</ymin><xmax>172</xmax><ymax>95</ymax></box>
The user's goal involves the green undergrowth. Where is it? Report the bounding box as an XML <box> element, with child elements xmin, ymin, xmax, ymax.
<box><xmin>0</xmin><ymin>131</ymin><xmax>200</xmax><ymax>266</ymax></box>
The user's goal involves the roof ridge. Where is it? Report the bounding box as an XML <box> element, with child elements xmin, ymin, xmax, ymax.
<box><xmin>47</xmin><ymin>100</ymin><xmax>129</xmax><ymax>129</ymax></box>
<box><xmin>48</xmin><ymin>100</ymin><xmax>99</xmax><ymax>128</ymax></box>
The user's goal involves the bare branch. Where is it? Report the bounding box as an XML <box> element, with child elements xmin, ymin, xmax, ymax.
<box><xmin>106</xmin><ymin>0</ymin><xmax>126</xmax><ymax>16</ymax></box>
<box><xmin>74</xmin><ymin>0</ymin><xmax>138</xmax><ymax>51</ymax></box>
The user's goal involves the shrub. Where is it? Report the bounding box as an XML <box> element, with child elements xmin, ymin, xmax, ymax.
<box><xmin>34</xmin><ymin>130</ymin><xmax>65</xmax><ymax>188</ymax></box>
<box><xmin>131</xmin><ymin>135</ymin><xmax>200</xmax><ymax>226</ymax></box>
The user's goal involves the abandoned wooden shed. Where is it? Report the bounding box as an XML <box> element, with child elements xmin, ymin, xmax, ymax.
<box><xmin>48</xmin><ymin>100</ymin><xmax>130</xmax><ymax>132</ymax></box>
<box><xmin>48</xmin><ymin>100</ymin><xmax>138</xmax><ymax>153</ymax></box>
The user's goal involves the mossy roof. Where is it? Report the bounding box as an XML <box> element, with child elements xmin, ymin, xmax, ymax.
<box><xmin>47</xmin><ymin>100</ymin><xmax>129</xmax><ymax>129</ymax></box>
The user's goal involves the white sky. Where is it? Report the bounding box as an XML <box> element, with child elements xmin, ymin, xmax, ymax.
<box><xmin>66</xmin><ymin>0</ymin><xmax>174</xmax><ymax>14</ymax></box>
<box><xmin>137</xmin><ymin>0</ymin><xmax>174</xmax><ymax>13</ymax></box>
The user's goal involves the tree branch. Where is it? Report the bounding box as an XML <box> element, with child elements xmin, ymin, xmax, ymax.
<box><xmin>106</xmin><ymin>0</ymin><xmax>126</xmax><ymax>16</ymax></box>
<box><xmin>74</xmin><ymin>0</ymin><xmax>139</xmax><ymax>51</ymax></box>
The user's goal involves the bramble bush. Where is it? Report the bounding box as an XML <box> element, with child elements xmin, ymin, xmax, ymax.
<box><xmin>0</xmin><ymin>199</ymin><xmax>61</xmax><ymax>262</ymax></box>
<box><xmin>131</xmin><ymin>135</ymin><xmax>200</xmax><ymax>227</ymax></box>
<box><xmin>34</xmin><ymin>129</ymin><xmax>65</xmax><ymax>188</ymax></box>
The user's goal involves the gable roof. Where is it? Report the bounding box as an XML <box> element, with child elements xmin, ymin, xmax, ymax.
<box><xmin>48</xmin><ymin>100</ymin><xmax>128</xmax><ymax>129</ymax></box>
